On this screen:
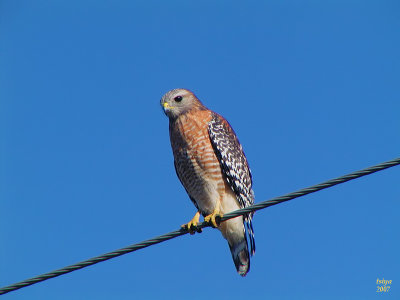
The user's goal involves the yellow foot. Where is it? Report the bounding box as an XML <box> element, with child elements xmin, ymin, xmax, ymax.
<box><xmin>181</xmin><ymin>211</ymin><xmax>202</xmax><ymax>235</ymax></box>
<box><xmin>204</xmin><ymin>206</ymin><xmax>223</xmax><ymax>228</ymax></box>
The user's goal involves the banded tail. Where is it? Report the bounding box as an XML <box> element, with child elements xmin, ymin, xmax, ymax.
<box><xmin>225</xmin><ymin>217</ymin><xmax>255</xmax><ymax>277</ymax></box>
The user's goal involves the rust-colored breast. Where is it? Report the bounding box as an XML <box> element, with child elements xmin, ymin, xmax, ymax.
<box><xmin>169</xmin><ymin>109</ymin><xmax>226</xmax><ymax>213</ymax></box>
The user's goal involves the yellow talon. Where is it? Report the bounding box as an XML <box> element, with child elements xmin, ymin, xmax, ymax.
<box><xmin>181</xmin><ymin>211</ymin><xmax>201</xmax><ymax>235</ymax></box>
<box><xmin>204</xmin><ymin>206</ymin><xmax>222</xmax><ymax>228</ymax></box>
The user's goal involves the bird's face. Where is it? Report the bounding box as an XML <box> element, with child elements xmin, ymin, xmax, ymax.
<box><xmin>160</xmin><ymin>88</ymin><xmax>199</xmax><ymax>119</ymax></box>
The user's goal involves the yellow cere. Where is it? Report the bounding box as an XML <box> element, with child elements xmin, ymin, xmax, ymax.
<box><xmin>163</xmin><ymin>102</ymin><xmax>173</xmax><ymax>109</ymax></box>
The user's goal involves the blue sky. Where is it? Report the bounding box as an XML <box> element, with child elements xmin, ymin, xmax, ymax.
<box><xmin>1</xmin><ymin>1</ymin><xmax>399</xmax><ymax>299</ymax></box>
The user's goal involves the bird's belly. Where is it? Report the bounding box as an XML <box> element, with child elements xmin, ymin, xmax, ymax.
<box><xmin>176</xmin><ymin>153</ymin><xmax>223</xmax><ymax>216</ymax></box>
<box><xmin>189</xmin><ymin>174</ymin><xmax>220</xmax><ymax>216</ymax></box>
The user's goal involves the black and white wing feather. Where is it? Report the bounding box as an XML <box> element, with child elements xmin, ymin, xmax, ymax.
<box><xmin>208</xmin><ymin>112</ymin><xmax>255</xmax><ymax>255</ymax></box>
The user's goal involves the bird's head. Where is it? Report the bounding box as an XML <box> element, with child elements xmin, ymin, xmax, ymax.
<box><xmin>160</xmin><ymin>88</ymin><xmax>204</xmax><ymax>119</ymax></box>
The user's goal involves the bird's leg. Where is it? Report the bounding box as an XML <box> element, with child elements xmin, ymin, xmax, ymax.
<box><xmin>204</xmin><ymin>205</ymin><xmax>223</xmax><ymax>228</ymax></box>
<box><xmin>181</xmin><ymin>211</ymin><xmax>202</xmax><ymax>235</ymax></box>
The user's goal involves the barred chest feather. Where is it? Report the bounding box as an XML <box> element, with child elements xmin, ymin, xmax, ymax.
<box><xmin>169</xmin><ymin>110</ymin><xmax>226</xmax><ymax>215</ymax></box>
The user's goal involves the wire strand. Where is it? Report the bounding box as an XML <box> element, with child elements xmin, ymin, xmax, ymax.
<box><xmin>1</xmin><ymin>157</ymin><xmax>399</xmax><ymax>295</ymax></box>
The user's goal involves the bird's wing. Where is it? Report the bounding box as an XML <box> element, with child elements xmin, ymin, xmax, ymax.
<box><xmin>207</xmin><ymin>112</ymin><xmax>254</xmax><ymax>210</ymax></box>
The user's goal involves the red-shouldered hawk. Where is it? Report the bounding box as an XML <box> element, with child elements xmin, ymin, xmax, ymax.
<box><xmin>161</xmin><ymin>88</ymin><xmax>255</xmax><ymax>276</ymax></box>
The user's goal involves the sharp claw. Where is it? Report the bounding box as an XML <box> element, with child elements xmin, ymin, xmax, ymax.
<box><xmin>204</xmin><ymin>213</ymin><xmax>222</xmax><ymax>228</ymax></box>
<box><xmin>188</xmin><ymin>224</ymin><xmax>196</xmax><ymax>235</ymax></box>
<box><xmin>181</xmin><ymin>223</ymin><xmax>194</xmax><ymax>234</ymax></box>
<box><xmin>215</xmin><ymin>214</ymin><xmax>222</xmax><ymax>226</ymax></box>
<box><xmin>182</xmin><ymin>211</ymin><xmax>201</xmax><ymax>235</ymax></box>
<box><xmin>211</xmin><ymin>215</ymin><xmax>219</xmax><ymax>228</ymax></box>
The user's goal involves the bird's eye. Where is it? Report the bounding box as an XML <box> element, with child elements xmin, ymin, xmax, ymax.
<box><xmin>174</xmin><ymin>96</ymin><xmax>183</xmax><ymax>102</ymax></box>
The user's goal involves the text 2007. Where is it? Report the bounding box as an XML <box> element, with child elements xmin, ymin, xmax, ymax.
<box><xmin>376</xmin><ymin>286</ymin><xmax>390</xmax><ymax>292</ymax></box>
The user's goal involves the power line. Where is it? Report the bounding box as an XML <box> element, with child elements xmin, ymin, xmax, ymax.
<box><xmin>1</xmin><ymin>157</ymin><xmax>399</xmax><ymax>295</ymax></box>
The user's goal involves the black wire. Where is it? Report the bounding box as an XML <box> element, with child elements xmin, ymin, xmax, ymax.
<box><xmin>1</xmin><ymin>157</ymin><xmax>399</xmax><ymax>295</ymax></box>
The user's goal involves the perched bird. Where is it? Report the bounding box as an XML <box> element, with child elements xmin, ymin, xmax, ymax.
<box><xmin>161</xmin><ymin>88</ymin><xmax>255</xmax><ymax>276</ymax></box>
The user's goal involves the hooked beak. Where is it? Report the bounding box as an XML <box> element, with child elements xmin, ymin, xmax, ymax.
<box><xmin>161</xmin><ymin>101</ymin><xmax>174</xmax><ymax>117</ymax></box>
<box><xmin>162</xmin><ymin>102</ymin><xmax>174</xmax><ymax>111</ymax></box>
